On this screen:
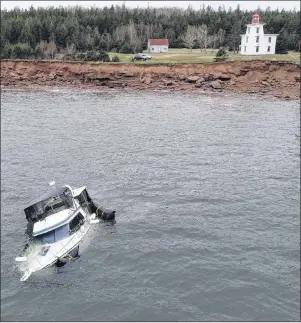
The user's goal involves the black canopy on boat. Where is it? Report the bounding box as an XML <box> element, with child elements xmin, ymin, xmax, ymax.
<box><xmin>24</xmin><ymin>186</ymin><xmax>71</xmax><ymax>223</ymax></box>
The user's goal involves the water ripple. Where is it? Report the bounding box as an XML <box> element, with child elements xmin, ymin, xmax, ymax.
<box><xmin>1</xmin><ymin>90</ymin><xmax>299</xmax><ymax>321</ymax></box>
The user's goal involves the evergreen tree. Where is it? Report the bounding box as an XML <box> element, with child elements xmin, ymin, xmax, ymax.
<box><xmin>0</xmin><ymin>4</ymin><xmax>299</xmax><ymax>58</ymax></box>
<box><xmin>275</xmin><ymin>28</ymin><xmax>289</xmax><ymax>53</ymax></box>
<box><xmin>228</xmin><ymin>21</ymin><xmax>242</xmax><ymax>53</ymax></box>
<box><xmin>55</xmin><ymin>23</ymin><xmax>68</xmax><ymax>49</ymax></box>
<box><xmin>11</xmin><ymin>43</ymin><xmax>33</xmax><ymax>59</ymax></box>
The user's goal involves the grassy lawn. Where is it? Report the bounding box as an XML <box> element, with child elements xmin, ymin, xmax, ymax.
<box><xmin>108</xmin><ymin>49</ymin><xmax>300</xmax><ymax>64</ymax></box>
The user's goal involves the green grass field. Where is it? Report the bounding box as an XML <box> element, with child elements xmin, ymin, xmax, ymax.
<box><xmin>107</xmin><ymin>49</ymin><xmax>300</xmax><ymax>65</ymax></box>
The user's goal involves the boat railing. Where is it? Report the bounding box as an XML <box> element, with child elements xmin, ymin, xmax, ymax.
<box><xmin>46</xmin><ymin>230</ymin><xmax>81</xmax><ymax>261</ymax></box>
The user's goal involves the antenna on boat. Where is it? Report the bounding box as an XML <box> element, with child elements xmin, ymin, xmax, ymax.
<box><xmin>49</xmin><ymin>180</ymin><xmax>56</xmax><ymax>187</ymax></box>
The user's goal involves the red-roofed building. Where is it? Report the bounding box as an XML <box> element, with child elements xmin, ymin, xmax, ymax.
<box><xmin>147</xmin><ymin>39</ymin><xmax>169</xmax><ymax>53</ymax></box>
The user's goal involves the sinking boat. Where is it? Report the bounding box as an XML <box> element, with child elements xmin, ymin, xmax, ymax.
<box><xmin>16</xmin><ymin>182</ymin><xmax>115</xmax><ymax>281</ymax></box>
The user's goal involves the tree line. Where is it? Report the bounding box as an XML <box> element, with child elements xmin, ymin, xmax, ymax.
<box><xmin>0</xmin><ymin>4</ymin><xmax>300</xmax><ymax>59</ymax></box>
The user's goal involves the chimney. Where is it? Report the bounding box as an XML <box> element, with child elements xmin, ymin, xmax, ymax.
<box><xmin>251</xmin><ymin>13</ymin><xmax>260</xmax><ymax>24</ymax></box>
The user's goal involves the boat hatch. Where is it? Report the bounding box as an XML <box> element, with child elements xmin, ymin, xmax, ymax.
<box><xmin>38</xmin><ymin>246</ymin><xmax>50</xmax><ymax>256</ymax></box>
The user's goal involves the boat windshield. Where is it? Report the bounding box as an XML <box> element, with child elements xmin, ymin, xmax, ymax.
<box><xmin>36</xmin><ymin>224</ymin><xmax>69</xmax><ymax>244</ymax></box>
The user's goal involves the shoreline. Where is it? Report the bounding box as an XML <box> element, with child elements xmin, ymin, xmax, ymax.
<box><xmin>1</xmin><ymin>83</ymin><xmax>295</xmax><ymax>102</ymax></box>
<box><xmin>1</xmin><ymin>59</ymin><xmax>300</xmax><ymax>100</ymax></box>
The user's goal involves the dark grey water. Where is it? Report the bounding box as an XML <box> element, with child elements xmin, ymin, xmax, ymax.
<box><xmin>1</xmin><ymin>89</ymin><xmax>300</xmax><ymax>321</ymax></box>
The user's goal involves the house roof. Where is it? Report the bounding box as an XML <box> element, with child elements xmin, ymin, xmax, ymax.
<box><xmin>148</xmin><ymin>38</ymin><xmax>169</xmax><ymax>46</ymax></box>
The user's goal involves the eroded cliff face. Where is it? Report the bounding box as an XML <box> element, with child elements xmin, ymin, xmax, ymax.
<box><xmin>1</xmin><ymin>59</ymin><xmax>300</xmax><ymax>99</ymax></box>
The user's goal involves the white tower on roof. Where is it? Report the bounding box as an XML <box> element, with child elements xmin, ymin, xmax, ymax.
<box><xmin>240</xmin><ymin>13</ymin><xmax>278</xmax><ymax>55</ymax></box>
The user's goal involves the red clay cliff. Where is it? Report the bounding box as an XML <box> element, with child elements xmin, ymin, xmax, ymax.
<box><xmin>1</xmin><ymin>59</ymin><xmax>300</xmax><ymax>100</ymax></box>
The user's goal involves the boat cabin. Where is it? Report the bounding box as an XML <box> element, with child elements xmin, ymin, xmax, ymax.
<box><xmin>24</xmin><ymin>184</ymin><xmax>97</xmax><ymax>243</ymax></box>
<box><xmin>24</xmin><ymin>185</ymin><xmax>90</xmax><ymax>241</ymax></box>
<box><xmin>33</xmin><ymin>209</ymin><xmax>86</xmax><ymax>243</ymax></box>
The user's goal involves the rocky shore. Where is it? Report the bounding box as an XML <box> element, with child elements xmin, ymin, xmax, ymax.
<box><xmin>1</xmin><ymin>59</ymin><xmax>300</xmax><ymax>100</ymax></box>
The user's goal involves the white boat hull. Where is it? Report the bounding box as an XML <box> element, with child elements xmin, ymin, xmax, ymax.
<box><xmin>19</xmin><ymin>222</ymin><xmax>91</xmax><ymax>281</ymax></box>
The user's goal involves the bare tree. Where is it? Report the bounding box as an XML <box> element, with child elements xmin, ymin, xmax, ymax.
<box><xmin>127</xmin><ymin>20</ymin><xmax>137</xmax><ymax>44</ymax></box>
<box><xmin>36</xmin><ymin>40</ymin><xmax>48</xmax><ymax>54</ymax></box>
<box><xmin>85</xmin><ymin>25</ymin><xmax>93</xmax><ymax>50</ymax></box>
<box><xmin>229</xmin><ymin>22</ymin><xmax>241</xmax><ymax>53</ymax></box>
<box><xmin>92</xmin><ymin>26</ymin><xmax>101</xmax><ymax>48</ymax></box>
<box><xmin>136</xmin><ymin>23</ymin><xmax>147</xmax><ymax>45</ymax></box>
<box><xmin>65</xmin><ymin>43</ymin><xmax>75</xmax><ymax>55</ymax></box>
<box><xmin>182</xmin><ymin>25</ymin><xmax>198</xmax><ymax>52</ymax></box>
<box><xmin>145</xmin><ymin>24</ymin><xmax>155</xmax><ymax>40</ymax></box>
<box><xmin>196</xmin><ymin>24</ymin><xmax>208</xmax><ymax>52</ymax></box>
<box><xmin>45</xmin><ymin>41</ymin><xmax>57</xmax><ymax>59</ymax></box>
<box><xmin>37</xmin><ymin>40</ymin><xmax>56</xmax><ymax>59</ymax></box>
<box><xmin>216</xmin><ymin>28</ymin><xmax>225</xmax><ymax>48</ymax></box>
<box><xmin>101</xmin><ymin>32</ymin><xmax>112</xmax><ymax>51</ymax></box>
<box><xmin>113</xmin><ymin>25</ymin><xmax>127</xmax><ymax>44</ymax></box>
<box><xmin>207</xmin><ymin>34</ymin><xmax>217</xmax><ymax>50</ymax></box>
<box><xmin>127</xmin><ymin>20</ymin><xmax>142</xmax><ymax>53</ymax></box>
<box><xmin>113</xmin><ymin>20</ymin><xmax>143</xmax><ymax>53</ymax></box>
<box><xmin>153</xmin><ymin>23</ymin><xmax>163</xmax><ymax>38</ymax></box>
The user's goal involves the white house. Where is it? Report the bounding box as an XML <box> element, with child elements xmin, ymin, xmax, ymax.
<box><xmin>240</xmin><ymin>14</ymin><xmax>278</xmax><ymax>55</ymax></box>
<box><xmin>147</xmin><ymin>39</ymin><xmax>169</xmax><ymax>53</ymax></box>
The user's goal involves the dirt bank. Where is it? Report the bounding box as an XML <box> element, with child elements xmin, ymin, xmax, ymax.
<box><xmin>1</xmin><ymin>59</ymin><xmax>300</xmax><ymax>100</ymax></box>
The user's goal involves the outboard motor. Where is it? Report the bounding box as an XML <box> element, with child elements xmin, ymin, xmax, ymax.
<box><xmin>96</xmin><ymin>207</ymin><xmax>116</xmax><ymax>221</ymax></box>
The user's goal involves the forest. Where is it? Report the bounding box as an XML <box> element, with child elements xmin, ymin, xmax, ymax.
<box><xmin>0</xmin><ymin>4</ymin><xmax>300</xmax><ymax>60</ymax></box>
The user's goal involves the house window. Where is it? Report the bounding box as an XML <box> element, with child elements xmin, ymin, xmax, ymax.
<box><xmin>246</xmin><ymin>37</ymin><xmax>249</xmax><ymax>43</ymax></box>
<box><xmin>256</xmin><ymin>46</ymin><xmax>259</xmax><ymax>52</ymax></box>
<box><xmin>247</xmin><ymin>27</ymin><xmax>250</xmax><ymax>33</ymax></box>
<box><xmin>256</xmin><ymin>27</ymin><xmax>260</xmax><ymax>33</ymax></box>
<box><xmin>267</xmin><ymin>46</ymin><xmax>271</xmax><ymax>52</ymax></box>
<box><xmin>256</xmin><ymin>36</ymin><xmax>260</xmax><ymax>42</ymax></box>
<box><xmin>268</xmin><ymin>37</ymin><xmax>271</xmax><ymax>43</ymax></box>
<box><xmin>152</xmin><ymin>48</ymin><xmax>154</xmax><ymax>50</ymax></box>
<box><xmin>244</xmin><ymin>46</ymin><xmax>247</xmax><ymax>52</ymax></box>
